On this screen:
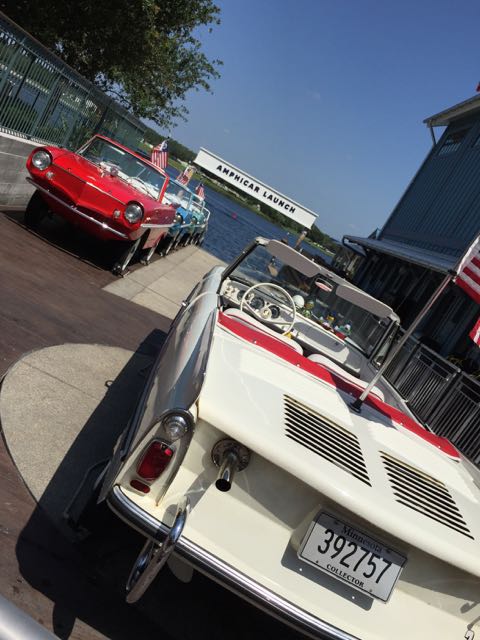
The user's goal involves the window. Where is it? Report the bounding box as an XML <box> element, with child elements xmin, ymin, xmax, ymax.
<box><xmin>438</xmin><ymin>128</ymin><xmax>469</xmax><ymax>156</ymax></box>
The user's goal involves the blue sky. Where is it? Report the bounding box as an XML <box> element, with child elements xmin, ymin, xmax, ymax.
<box><xmin>169</xmin><ymin>0</ymin><xmax>480</xmax><ymax>240</ymax></box>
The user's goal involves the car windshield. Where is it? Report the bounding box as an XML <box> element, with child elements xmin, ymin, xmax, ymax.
<box><xmin>163</xmin><ymin>181</ymin><xmax>193</xmax><ymax>209</ymax></box>
<box><xmin>191</xmin><ymin>195</ymin><xmax>204</xmax><ymax>215</ymax></box>
<box><xmin>79</xmin><ymin>137</ymin><xmax>166</xmax><ymax>200</ymax></box>
<box><xmin>229</xmin><ymin>243</ymin><xmax>394</xmax><ymax>358</ymax></box>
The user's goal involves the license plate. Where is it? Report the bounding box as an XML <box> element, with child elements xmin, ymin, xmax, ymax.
<box><xmin>298</xmin><ymin>512</ymin><xmax>406</xmax><ymax>602</ymax></box>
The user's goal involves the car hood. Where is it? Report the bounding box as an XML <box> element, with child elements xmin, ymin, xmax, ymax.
<box><xmin>197</xmin><ymin>315</ymin><xmax>480</xmax><ymax>578</ymax></box>
<box><xmin>53</xmin><ymin>152</ymin><xmax>159</xmax><ymax>205</ymax></box>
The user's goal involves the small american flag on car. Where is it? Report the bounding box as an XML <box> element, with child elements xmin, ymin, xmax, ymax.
<box><xmin>177</xmin><ymin>165</ymin><xmax>195</xmax><ymax>186</ymax></box>
<box><xmin>151</xmin><ymin>140</ymin><xmax>168</xmax><ymax>170</ymax></box>
<box><xmin>195</xmin><ymin>183</ymin><xmax>206</xmax><ymax>200</ymax></box>
<box><xmin>455</xmin><ymin>235</ymin><xmax>480</xmax><ymax>304</ymax></box>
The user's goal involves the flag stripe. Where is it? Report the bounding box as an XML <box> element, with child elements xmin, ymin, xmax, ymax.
<box><xmin>195</xmin><ymin>183</ymin><xmax>205</xmax><ymax>199</ymax></box>
<box><xmin>469</xmin><ymin>317</ymin><xmax>480</xmax><ymax>346</ymax></box>
<box><xmin>463</xmin><ymin>265</ymin><xmax>480</xmax><ymax>286</ymax></box>
<box><xmin>457</xmin><ymin>276</ymin><xmax>480</xmax><ymax>305</ymax></box>
<box><xmin>177</xmin><ymin>165</ymin><xmax>195</xmax><ymax>186</ymax></box>
<box><xmin>454</xmin><ymin>236</ymin><xmax>480</xmax><ymax>304</ymax></box>
<box><xmin>151</xmin><ymin>140</ymin><xmax>168</xmax><ymax>170</ymax></box>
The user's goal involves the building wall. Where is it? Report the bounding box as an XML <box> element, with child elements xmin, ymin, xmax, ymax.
<box><xmin>0</xmin><ymin>132</ymin><xmax>36</xmax><ymax>208</ymax></box>
<box><xmin>381</xmin><ymin>114</ymin><xmax>480</xmax><ymax>257</ymax></box>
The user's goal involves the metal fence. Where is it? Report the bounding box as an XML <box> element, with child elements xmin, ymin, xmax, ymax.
<box><xmin>383</xmin><ymin>335</ymin><xmax>480</xmax><ymax>463</ymax></box>
<box><xmin>0</xmin><ymin>13</ymin><xmax>147</xmax><ymax>151</ymax></box>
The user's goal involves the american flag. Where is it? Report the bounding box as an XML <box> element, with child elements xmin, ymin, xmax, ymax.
<box><xmin>151</xmin><ymin>140</ymin><xmax>168</xmax><ymax>170</ymax></box>
<box><xmin>469</xmin><ymin>317</ymin><xmax>480</xmax><ymax>346</ymax></box>
<box><xmin>195</xmin><ymin>183</ymin><xmax>205</xmax><ymax>200</ymax></box>
<box><xmin>455</xmin><ymin>235</ymin><xmax>480</xmax><ymax>304</ymax></box>
<box><xmin>177</xmin><ymin>165</ymin><xmax>195</xmax><ymax>186</ymax></box>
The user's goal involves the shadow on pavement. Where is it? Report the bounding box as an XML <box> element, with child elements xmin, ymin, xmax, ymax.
<box><xmin>14</xmin><ymin>330</ymin><xmax>173</xmax><ymax>639</ymax></box>
<box><xmin>15</xmin><ymin>328</ymin><xmax>303</xmax><ymax>640</ymax></box>
<box><xmin>3</xmin><ymin>210</ymin><xmax>140</xmax><ymax>274</ymax></box>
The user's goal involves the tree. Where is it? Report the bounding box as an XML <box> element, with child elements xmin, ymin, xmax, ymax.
<box><xmin>2</xmin><ymin>0</ymin><xmax>222</xmax><ymax>129</ymax></box>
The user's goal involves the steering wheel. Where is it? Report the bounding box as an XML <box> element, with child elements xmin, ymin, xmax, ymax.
<box><xmin>240</xmin><ymin>282</ymin><xmax>297</xmax><ymax>335</ymax></box>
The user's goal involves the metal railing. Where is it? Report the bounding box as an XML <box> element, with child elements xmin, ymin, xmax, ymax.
<box><xmin>0</xmin><ymin>13</ymin><xmax>146</xmax><ymax>150</ymax></box>
<box><xmin>383</xmin><ymin>334</ymin><xmax>480</xmax><ymax>463</ymax></box>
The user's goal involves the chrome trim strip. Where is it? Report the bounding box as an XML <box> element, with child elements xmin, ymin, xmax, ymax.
<box><xmin>26</xmin><ymin>178</ymin><xmax>129</xmax><ymax>239</ymax></box>
<box><xmin>108</xmin><ymin>486</ymin><xmax>359</xmax><ymax>640</ymax></box>
<box><xmin>98</xmin><ymin>271</ymin><xmax>222</xmax><ymax>501</ymax></box>
<box><xmin>140</xmin><ymin>222</ymin><xmax>173</xmax><ymax>229</ymax></box>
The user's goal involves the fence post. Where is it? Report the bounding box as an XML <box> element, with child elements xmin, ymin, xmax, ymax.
<box><xmin>93</xmin><ymin>99</ymin><xmax>112</xmax><ymax>136</ymax></box>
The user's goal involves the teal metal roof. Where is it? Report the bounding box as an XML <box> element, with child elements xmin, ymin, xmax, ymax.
<box><xmin>343</xmin><ymin>236</ymin><xmax>457</xmax><ymax>273</ymax></box>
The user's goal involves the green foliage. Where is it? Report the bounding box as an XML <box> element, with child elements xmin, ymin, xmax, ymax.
<box><xmin>2</xmin><ymin>0</ymin><xmax>222</xmax><ymax>129</ymax></box>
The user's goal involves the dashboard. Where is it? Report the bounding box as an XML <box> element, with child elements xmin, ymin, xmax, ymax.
<box><xmin>221</xmin><ymin>278</ymin><xmax>363</xmax><ymax>376</ymax></box>
<box><xmin>221</xmin><ymin>279</ymin><xmax>291</xmax><ymax>323</ymax></box>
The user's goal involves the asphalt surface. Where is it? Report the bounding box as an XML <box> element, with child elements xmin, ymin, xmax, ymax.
<box><xmin>0</xmin><ymin>210</ymin><xmax>304</xmax><ymax>640</ymax></box>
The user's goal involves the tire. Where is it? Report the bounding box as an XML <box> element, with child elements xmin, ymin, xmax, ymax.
<box><xmin>112</xmin><ymin>232</ymin><xmax>147</xmax><ymax>276</ymax></box>
<box><xmin>163</xmin><ymin>235</ymin><xmax>176</xmax><ymax>256</ymax></box>
<box><xmin>25</xmin><ymin>190</ymin><xmax>48</xmax><ymax>230</ymax></box>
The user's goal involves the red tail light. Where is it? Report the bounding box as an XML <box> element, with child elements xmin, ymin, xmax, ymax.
<box><xmin>137</xmin><ymin>441</ymin><xmax>174</xmax><ymax>481</ymax></box>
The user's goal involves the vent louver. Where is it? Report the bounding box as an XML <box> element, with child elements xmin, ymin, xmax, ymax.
<box><xmin>284</xmin><ymin>395</ymin><xmax>371</xmax><ymax>486</ymax></box>
<box><xmin>381</xmin><ymin>453</ymin><xmax>473</xmax><ymax>539</ymax></box>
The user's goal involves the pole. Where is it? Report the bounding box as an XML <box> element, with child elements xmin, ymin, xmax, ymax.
<box><xmin>350</xmin><ymin>271</ymin><xmax>454</xmax><ymax>412</ymax></box>
<box><xmin>294</xmin><ymin>228</ymin><xmax>308</xmax><ymax>250</ymax></box>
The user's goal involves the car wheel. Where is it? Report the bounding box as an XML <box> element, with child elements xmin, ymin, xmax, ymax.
<box><xmin>163</xmin><ymin>237</ymin><xmax>175</xmax><ymax>256</ymax></box>
<box><xmin>25</xmin><ymin>190</ymin><xmax>48</xmax><ymax>230</ymax></box>
<box><xmin>112</xmin><ymin>233</ymin><xmax>147</xmax><ymax>276</ymax></box>
<box><xmin>154</xmin><ymin>235</ymin><xmax>169</xmax><ymax>256</ymax></box>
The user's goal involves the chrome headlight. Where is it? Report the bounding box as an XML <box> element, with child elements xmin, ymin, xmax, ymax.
<box><xmin>174</xmin><ymin>213</ymin><xmax>183</xmax><ymax>224</ymax></box>
<box><xmin>191</xmin><ymin>216</ymin><xmax>198</xmax><ymax>225</ymax></box>
<box><xmin>31</xmin><ymin>150</ymin><xmax>52</xmax><ymax>171</ymax></box>
<box><xmin>124</xmin><ymin>202</ymin><xmax>143</xmax><ymax>224</ymax></box>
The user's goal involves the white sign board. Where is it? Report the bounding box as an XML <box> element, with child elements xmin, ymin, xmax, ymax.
<box><xmin>194</xmin><ymin>148</ymin><xmax>317</xmax><ymax>229</ymax></box>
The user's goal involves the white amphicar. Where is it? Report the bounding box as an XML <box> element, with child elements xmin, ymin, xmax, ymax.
<box><xmin>93</xmin><ymin>238</ymin><xmax>480</xmax><ymax>640</ymax></box>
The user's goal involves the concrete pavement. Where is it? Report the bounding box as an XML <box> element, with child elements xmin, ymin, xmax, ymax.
<box><xmin>104</xmin><ymin>245</ymin><xmax>225</xmax><ymax>318</ymax></box>
<box><xmin>0</xmin><ymin>245</ymin><xmax>224</xmax><ymax>532</ymax></box>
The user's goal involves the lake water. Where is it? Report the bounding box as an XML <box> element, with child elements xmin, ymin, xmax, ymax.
<box><xmin>166</xmin><ymin>169</ymin><xmax>331</xmax><ymax>265</ymax></box>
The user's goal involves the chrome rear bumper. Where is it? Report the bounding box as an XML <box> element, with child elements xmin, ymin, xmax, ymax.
<box><xmin>108</xmin><ymin>486</ymin><xmax>359</xmax><ymax>640</ymax></box>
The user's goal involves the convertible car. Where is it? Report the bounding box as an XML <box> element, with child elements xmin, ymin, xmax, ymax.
<box><xmin>157</xmin><ymin>179</ymin><xmax>210</xmax><ymax>257</ymax></box>
<box><xmin>25</xmin><ymin>135</ymin><xmax>178</xmax><ymax>274</ymax></box>
<box><xmin>80</xmin><ymin>238</ymin><xmax>480</xmax><ymax>640</ymax></box>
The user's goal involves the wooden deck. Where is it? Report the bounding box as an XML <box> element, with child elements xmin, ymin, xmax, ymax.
<box><xmin>0</xmin><ymin>211</ymin><xmax>301</xmax><ymax>640</ymax></box>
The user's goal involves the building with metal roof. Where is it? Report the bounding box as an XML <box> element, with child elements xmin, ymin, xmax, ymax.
<box><xmin>342</xmin><ymin>94</ymin><xmax>480</xmax><ymax>364</ymax></box>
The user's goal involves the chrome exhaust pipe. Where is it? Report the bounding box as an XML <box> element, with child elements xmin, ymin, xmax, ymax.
<box><xmin>212</xmin><ymin>439</ymin><xmax>250</xmax><ymax>492</ymax></box>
